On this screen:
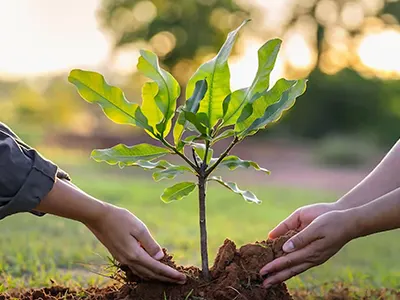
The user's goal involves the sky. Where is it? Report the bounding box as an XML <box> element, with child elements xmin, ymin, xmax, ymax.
<box><xmin>0</xmin><ymin>0</ymin><xmax>110</xmax><ymax>78</ymax></box>
<box><xmin>0</xmin><ymin>0</ymin><xmax>399</xmax><ymax>90</ymax></box>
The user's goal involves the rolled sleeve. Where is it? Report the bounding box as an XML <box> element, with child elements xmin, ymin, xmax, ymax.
<box><xmin>0</xmin><ymin>128</ymin><xmax>58</xmax><ymax>220</ymax></box>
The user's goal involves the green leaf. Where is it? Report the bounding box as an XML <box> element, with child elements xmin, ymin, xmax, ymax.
<box><xmin>219</xmin><ymin>155</ymin><xmax>270</xmax><ymax>174</ymax></box>
<box><xmin>176</xmin><ymin>135</ymin><xmax>199</xmax><ymax>152</ymax></box>
<box><xmin>130</xmin><ymin>160</ymin><xmax>173</xmax><ymax>170</ymax></box>
<box><xmin>184</xmin><ymin>111</ymin><xmax>208</xmax><ymax>134</ymax></box>
<box><xmin>173</xmin><ymin>80</ymin><xmax>208</xmax><ymax>145</ymax></box>
<box><xmin>91</xmin><ymin>143</ymin><xmax>171</xmax><ymax>167</ymax></box>
<box><xmin>191</xmin><ymin>142</ymin><xmax>213</xmax><ymax>164</ymax></box>
<box><xmin>153</xmin><ymin>165</ymin><xmax>194</xmax><ymax>182</ymax></box>
<box><xmin>222</xmin><ymin>39</ymin><xmax>282</xmax><ymax>126</ymax></box>
<box><xmin>137</xmin><ymin>50</ymin><xmax>180</xmax><ymax>135</ymax></box>
<box><xmin>235</xmin><ymin>78</ymin><xmax>298</xmax><ymax>133</ymax></box>
<box><xmin>186</xmin><ymin>19</ymin><xmax>249</xmax><ymax>128</ymax></box>
<box><xmin>161</xmin><ymin>182</ymin><xmax>197</xmax><ymax>203</ymax></box>
<box><xmin>241</xmin><ymin>79</ymin><xmax>308</xmax><ymax>137</ymax></box>
<box><xmin>212</xmin><ymin>129</ymin><xmax>235</xmax><ymax>145</ymax></box>
<box><xmin>210</xmin><ymin>176</ymin><xmax>261</xmax><ymax>204</ymax></box>
<box><xmin>141</xmin><ymin>82</ymin><xmax>164</xmax><ymax>137</ymax></box>
<box><xmin>68</xmin><ymin>69</ymin><xmax>152</xmax><ymax>131</ymax></box>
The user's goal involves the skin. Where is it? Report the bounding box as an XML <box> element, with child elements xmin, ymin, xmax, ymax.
<box><xmin>260</xmin><ymin>139</ymin><xmax>400</xmax><ymax>288</ymax></box>
<box><xmin>34</xmin><ymin>179</ymin><xmax>187</xmax><ymax>284</ymax></box>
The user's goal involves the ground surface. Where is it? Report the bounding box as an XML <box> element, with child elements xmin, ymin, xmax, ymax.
<box><xmin>0</xmin><ymin>142</ymin><xmax>399</xmax><ymax>295</ymax></box>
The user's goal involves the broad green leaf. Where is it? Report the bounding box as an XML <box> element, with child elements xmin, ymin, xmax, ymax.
<box><xmin>131</xmin><ymin>160</ymin><xmax>173</xmax><ymax>170</ymax></box>
<box><xmin>210</xmin><ymin>176</ymin><xmax>261</xmax><ymax>204</ymax></box>
<box><xmin>91</xmin><ymin>143</ymin><xmax>171</xmax><ymax>167</ymax></box>
<box><xmin>222</xmin><ymin>39</ymin><xmax>282</xmax><ymax>126</ymax></box>
<box><xmin>184</xmin><ymin>111</ymin><xmax>208</xmax><ymax>134</ymax></box>
<box><xmin>141</xmin><ymin>82</ymin><xmax>164</xmax><ymax>138</ymax></box>
<box><xmin>219</xmin><ymin>155</ymin><xmax>270</xmax><ymax>174</ymax></box>
<box><xmin>176</xmin><ymin>135</ymin><xmax>200</xmax><ymax>152</ymax></box>
<box><xmin>191</xmin><ymin>142</ymin><xmax>213</xmax><ymax>164</ymax></box>
<box><xmin>68</xmin><ymin>69</ymin><xmax>152</xmax><ymax>131</ymax></box>
<box><xmin>153</xmin><ymin>165</ymin><xmax>194</xmax><ymax>182</ymax></box>
<box><xmin>137</xmin><ymin>50</ymin><xmax>180</xmax><ymax>135</ymax></box>
<box><xmin>212</xmin><ymin>129</ymin><xmax>235</xmax><ymax>145</ymax></box>
<box><xmin>241</xmin><ymin>79</ymin><xmax>308</xmax><ymax>137</ymax></box>
<box><xmin>186</xmin><ymin>20</ymin><xmax>249</xmax><ymax>128</ymax></box>
<box><xmin>173</xmin><ymin>80</ymin><xmax>208</xmax><ymax>145</ymax></box>
<box><xmin>161</xmin><ymin>182</ymin><xmax>197</xmax><ymax>203</ymax></box>
<box><xmin>235</xmin><ymin>78</ymin><xmax>298</xmax><ymax>133</ymax></box>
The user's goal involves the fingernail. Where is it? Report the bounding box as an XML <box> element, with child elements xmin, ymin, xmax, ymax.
<box><xmin>153</xmin><ymin>250</ymin><xmax>164</xmax><ymax>260</ymax></box>
<box><xmin>283</xmin><ymin>240</ymin><xmax>295</xmax><ymax>252</ymax></box>
<box><xmin>178</xmin><ymin>280</ymin><xmax>186</xmax><ymax>285</ymax></box>
<box><xmin>260</xmin><ymin>268</ymin><xmax>268</xmax><ymax>276</ymax></box>
<box><xmin>263</xmin><ymin>283</ymin><xmax>271</xmax><ymax>289</ymax></box>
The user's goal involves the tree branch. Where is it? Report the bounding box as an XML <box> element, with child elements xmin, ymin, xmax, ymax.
<box><xmin>205</xmin><ymin>137</ymin><xmax>239</xmax><ymax>177</ymax></box>
<box><xmin>161</xmin><ymin>139</ymin><xmax>200</xmax><ymax>172</ymax></box>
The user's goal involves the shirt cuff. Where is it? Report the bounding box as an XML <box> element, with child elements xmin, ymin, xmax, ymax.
<box><xmin>0</xmin><ymin>149</ymin><xmax>57</xmax><ymax>220</ymax></box>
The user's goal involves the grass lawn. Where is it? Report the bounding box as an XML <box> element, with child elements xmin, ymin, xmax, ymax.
<box><xmin>0</xmin><ymin>147</ymin><xmax>399</xmax><ymax>293</ymax></box>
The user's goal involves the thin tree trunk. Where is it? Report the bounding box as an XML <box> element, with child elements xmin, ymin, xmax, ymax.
<box><xmin>198</xmin><ymin>175</ymin><xmax>210</xmax><ymax>280</ymax></box>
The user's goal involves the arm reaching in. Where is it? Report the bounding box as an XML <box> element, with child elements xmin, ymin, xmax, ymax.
<box><xmin>35</xmin><ymin>179</ymin><xmax>186</xmax><ymax>284</ymax></box>
<box><xmin>0</xmin><ymin>122</ymin><xmax>186</xmax><ymax>284</ymax></box>
<box><xmin>269</xmin><ymin>139</ymin><xmax>400</xmax><ymax>239</ymax></box>
<box><xmin>261</xmin><ymin>139</ymin><xmax>400</xmax><ymax>287</ymax></box>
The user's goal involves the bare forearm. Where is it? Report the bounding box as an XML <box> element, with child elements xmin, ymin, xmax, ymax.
<box><xmin>349</xmin><ymin>187</ymin><xmax>400</xmax><ymax>239</ymax></box>
<box><xmin>336</xmin><ymin>139</ymin><xmax>400</xmax><ymax>210</ymax></box>
<box><xmin>34</xmin><ymin>179</ymin><xmax>109</xmax><ymax>225</ymax></box>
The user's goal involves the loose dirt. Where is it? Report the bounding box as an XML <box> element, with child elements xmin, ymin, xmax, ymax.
<box><xmin>1</xmin><ymin>232</ymin><xmax>296</xmax><ymax>300</ymax></box>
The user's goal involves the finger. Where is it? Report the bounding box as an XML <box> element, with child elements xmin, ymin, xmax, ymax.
<box><xmin>281</xmin><ymin>223</ymin><xmax>319</xmax><ymax>253</ymax></box>
<box><xmin>128</xmin><ymin>266</ymin><xmax>146</xmax><ymax>280</ymax></box>
<box><xmin>262</xmin><ymin>262</ymin><xmax>313</xmax><ymax>288</ymax></box>
<box><xmin>260</xmin><ymin>245</ymin><xmax>314</xmax><ymax>275</ymax></box>
<box><xmin>132</xmin><ymin>224</ymin><xmax>164</xmax><ymax>260</ymax></box>
<box><xmin>135</xmin><ymin>247</ymin><xmax>186</xmax><ymax>283</ymax></box>
<box><xmin>134</xmin><ymin>263</ymin><xmax>186</xmax><ymax>284</ymax></box>
<box><xmin>268</xmin><ymin>210</ymin><xmax>300</xmax><ymax>239</ymax></box>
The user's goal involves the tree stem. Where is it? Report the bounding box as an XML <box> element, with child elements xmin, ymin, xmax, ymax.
<box><xmin>161</xmin><ymin>139</ymin><xmax>199</xmax><ymax>171</ymax></box>
<box><xmin>205</xmin><ymin>137</ymin><xmax>239</xmax><ymax>176</ymax></box>
<box><xmin>198</xmin><ymin>175</ymin><xmax>210</xmax><ymax>280</ymax></box>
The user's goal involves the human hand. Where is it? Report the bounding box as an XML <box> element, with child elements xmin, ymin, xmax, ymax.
<box><xmin>268</xmin><ymin>202</ymin><xmax>340</xmax><ymax>239</ymax></box>
<box><xmin>260</xmin><ymin>210</ymin><xmax>356</xmax><ymax>288</ymax></box>
<box><xmin>86</xmin><ymin>204</ymin><xmax>187</xmax><ymax>284</ymax></box>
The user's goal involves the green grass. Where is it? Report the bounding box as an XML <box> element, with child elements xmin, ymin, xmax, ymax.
<box><xmin>0</xmin><ymin>148</ymin><xmax>399</xmax><ymax>291</ymax></box>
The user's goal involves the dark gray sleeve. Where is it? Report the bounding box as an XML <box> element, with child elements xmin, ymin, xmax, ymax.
<box><xmin>0</xmin><ymin>123</ymin><xmax>69</xmax><ymax>220</ymax></box>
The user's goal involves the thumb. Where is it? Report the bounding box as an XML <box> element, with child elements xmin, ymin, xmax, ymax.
<box><xmin>282</xmin><ymin>226</ymin><xmax>316</xmax><ymax>253</ymax></box>
<box><xmin>268</xmin><ymin>210</ymin><xmax>300</xmax><ymax>239</ymax></box>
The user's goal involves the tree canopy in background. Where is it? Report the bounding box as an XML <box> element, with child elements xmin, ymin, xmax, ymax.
<box><xmin>1</xmin><ymin>0</ymin><xmax>399</xmax><ymax>148</ymax></box>
<box><xmin>97</xmin><ymin>0</ymin><xmax>400</xmax><ymax>146</ymax></box>
<box><xmin>98</xmin><ymin>0</ymin><xmax>249</xmax><ymax>82</ymax></box>
<box><xmin>99</xmin><ymin>0</ymin><xmax>399</xmax><ymax>78</ymax></box>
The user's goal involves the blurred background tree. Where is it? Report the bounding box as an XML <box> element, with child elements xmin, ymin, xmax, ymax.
<box><xmin>1</xmin><ymin>0</ymin><xmax>399</xmax><ymax>152</ymax></box>
<box><xmin>97</xmin><ymin>0</ymin><xmax>399</xmax><ymax>146</ymax></box>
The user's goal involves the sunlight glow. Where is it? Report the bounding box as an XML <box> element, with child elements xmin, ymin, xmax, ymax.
<box><xmin>0</xmin><ymin>0</ymin><xmax>399</xmax><ymax>83</ymax></box>
<box><xmin>0</xmin><ymin>0</ymin><xmax>110</xmax><ymax>79</ymax></box>
<box><xmin>283</xmin><ymin>33</ymin><xmax>314</xmax><ymax>69</ymax></box>
<box><xmin>229</xmin><ymin>39</ymin><xmax>284</xmax><ymax>91</ymax></box>
<box><xmin>358</xmin><ymin>29</ymin><xmax>400</xmax><ymax>75</ymax></box>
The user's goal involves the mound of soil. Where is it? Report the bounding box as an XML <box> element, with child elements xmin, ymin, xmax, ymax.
<box><xmin>1</xmin><ymin>232</ymin><xmax>296</xmax><ymax>300</ymax></box>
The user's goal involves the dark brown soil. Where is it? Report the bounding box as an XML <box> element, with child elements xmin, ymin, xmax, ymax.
<box><xmin>0</xmin><ymin>233</ymin><xmax>296</xmax><ymax>300</ymax></box>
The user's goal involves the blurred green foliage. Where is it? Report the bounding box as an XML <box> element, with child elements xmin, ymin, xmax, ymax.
<box><xmin>269</xmin><ymin>69</ymin><xmax>400</xmax><ymax>146</ymax></box>
<box><xmin>98</xmin><ymin>0</ymin><xmax>249</xmax><ymax>73</ymax></box>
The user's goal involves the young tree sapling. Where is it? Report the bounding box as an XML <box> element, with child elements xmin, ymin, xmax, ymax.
<box><xmin>68</xmin><ymin>19</ymin><xmax>307</xmax><ymax>281</ymax></box>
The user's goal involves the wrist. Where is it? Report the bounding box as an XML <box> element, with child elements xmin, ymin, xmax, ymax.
<box><xmin>340</xmin><ymin>206</ymin><xmax>366</xmax><ymax>240</ymax></box>
<box><xmin>79</xmin><ymin>199</ymin><xmax>112</xmax><ymax>226</ymax></box>
<box><xmin>331</xmin><ymin>200</ymin><xmax>348</xmax><ymax>211</ymax></box>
